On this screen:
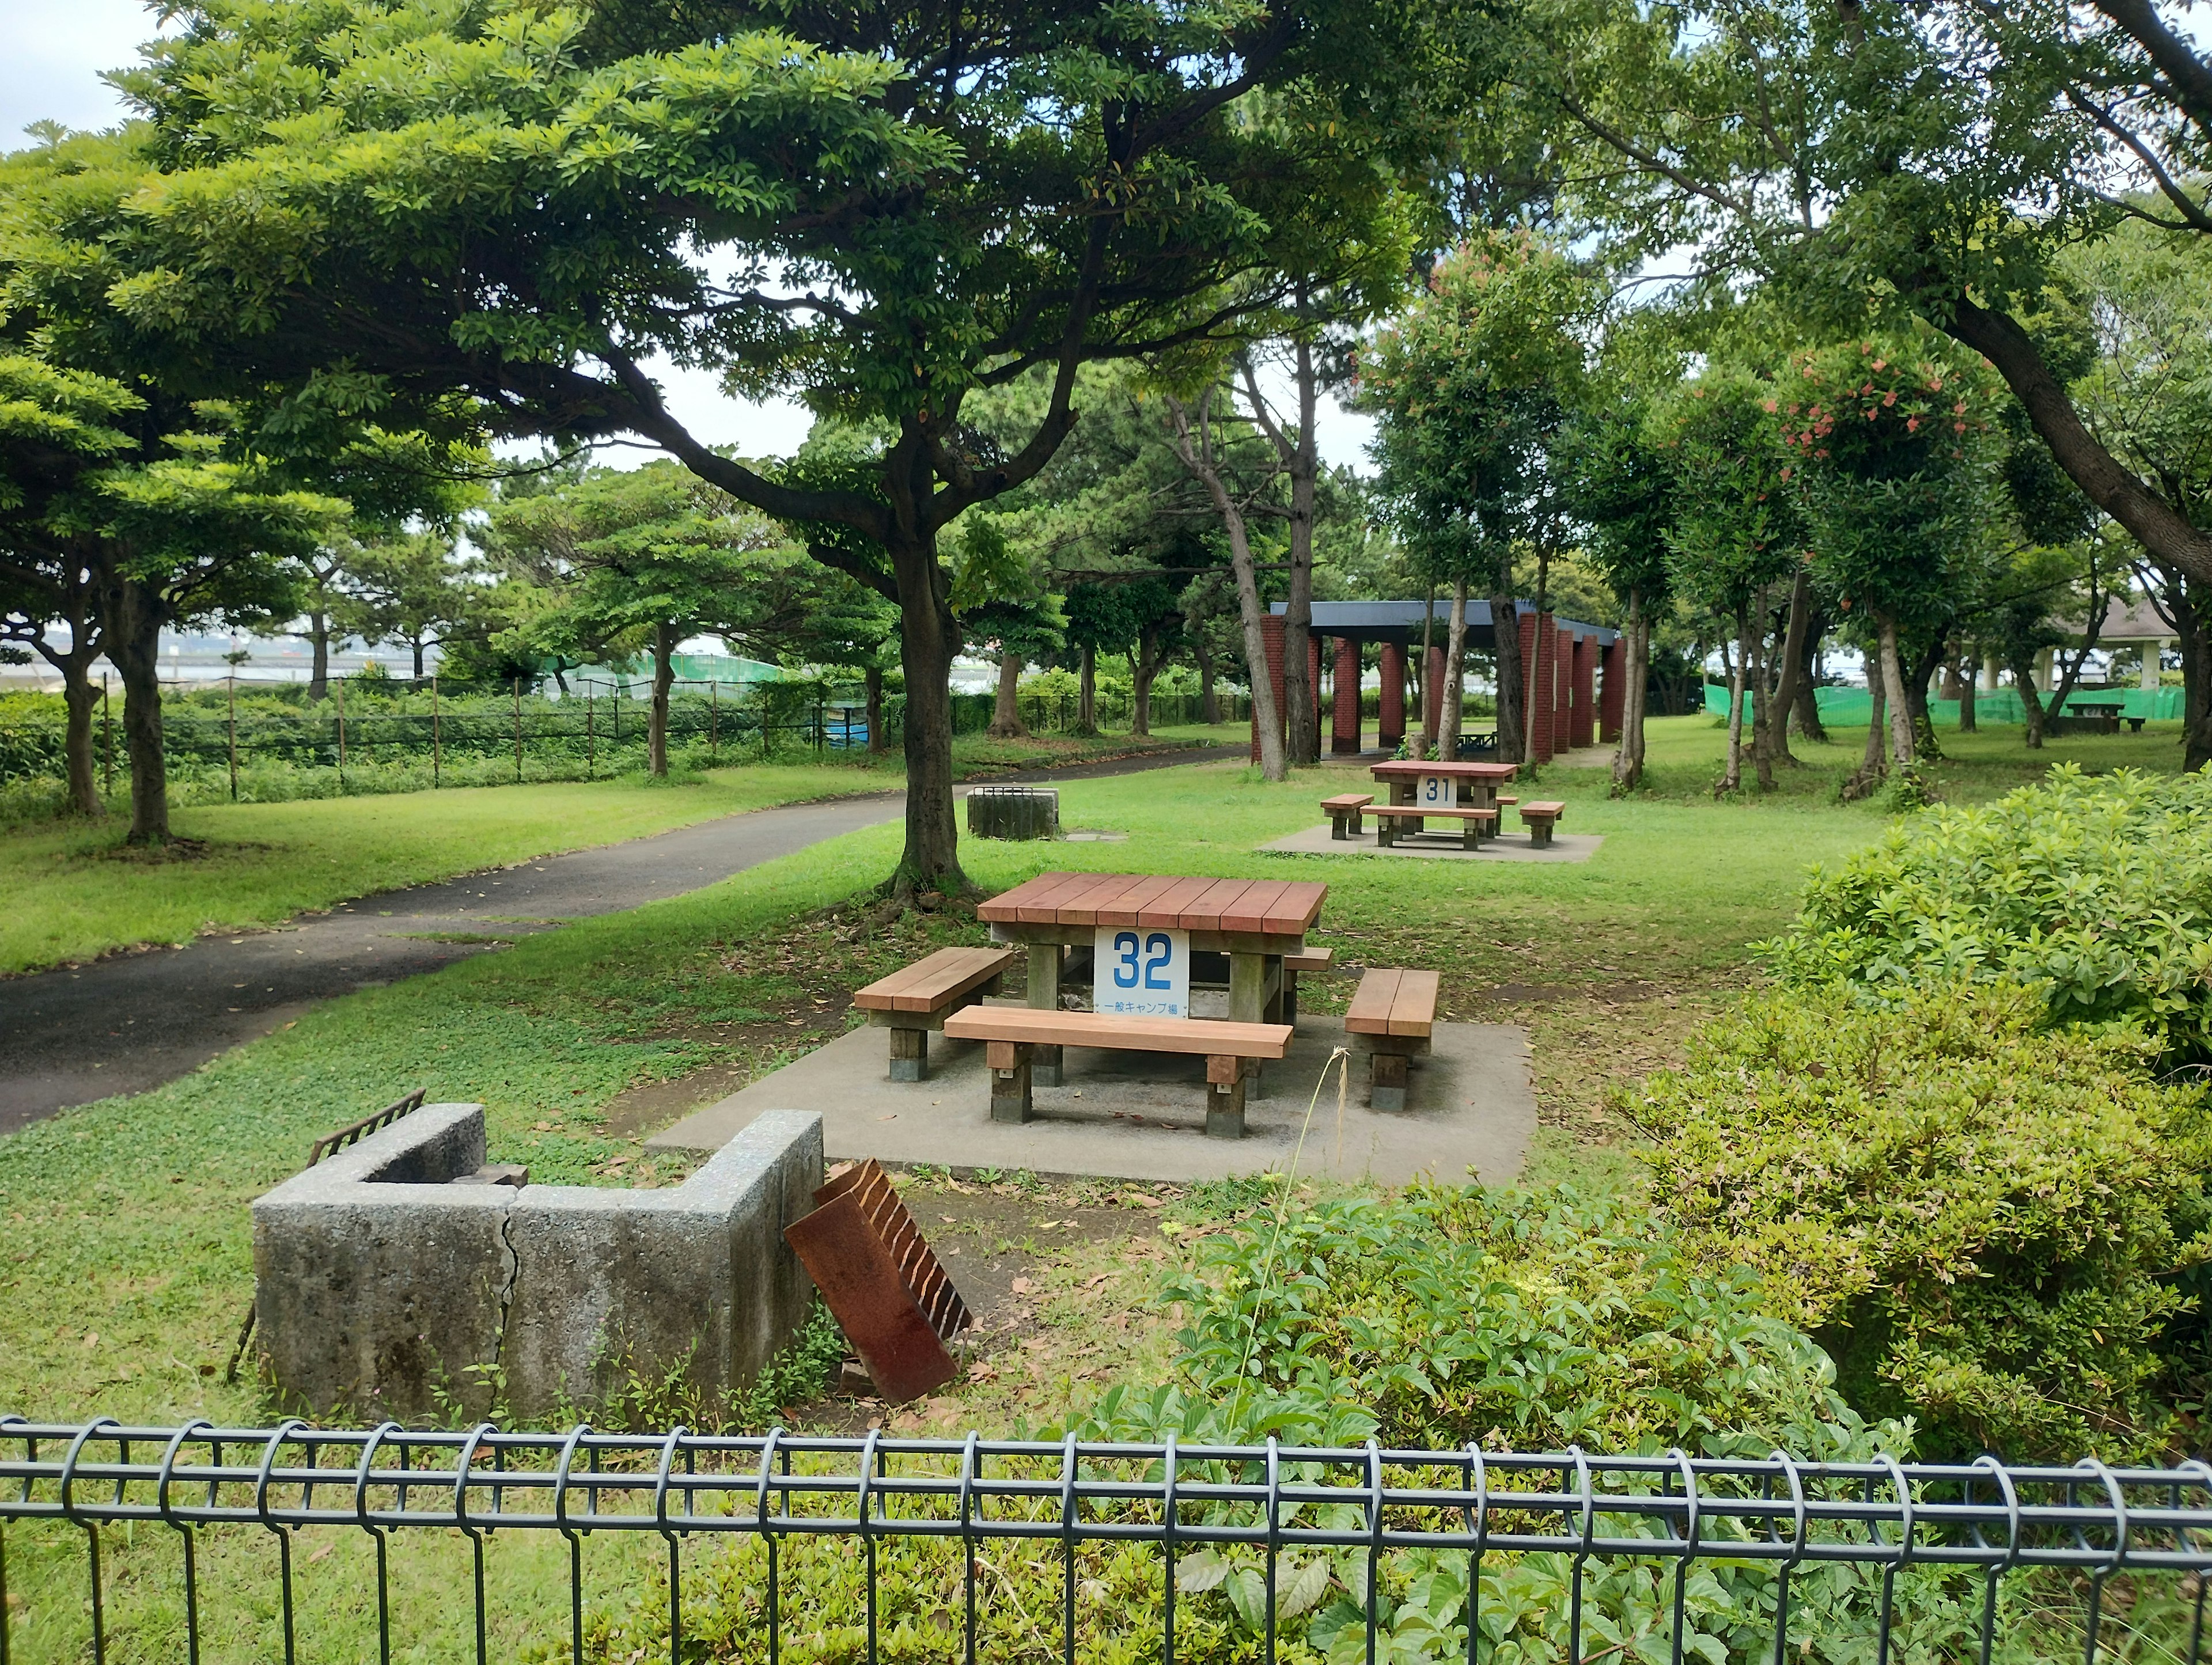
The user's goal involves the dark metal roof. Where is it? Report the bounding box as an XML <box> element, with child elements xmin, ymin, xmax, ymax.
<box><xmin>1269</xmin><ymin>600</ymin><xmax>1618</xmax><ymax>646</ymax></box>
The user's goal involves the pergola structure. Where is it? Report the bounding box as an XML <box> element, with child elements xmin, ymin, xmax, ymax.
<box><xmin>1253</xmin><ymin>601</ymin><xmax>1624</xmax><ymax>762</ymax></box>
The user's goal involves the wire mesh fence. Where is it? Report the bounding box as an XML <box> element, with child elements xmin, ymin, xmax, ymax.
<box><xmin>1</xmin><ymin>1420</ymin><xmax>2206</xmax><ymax>1665</ymax></box>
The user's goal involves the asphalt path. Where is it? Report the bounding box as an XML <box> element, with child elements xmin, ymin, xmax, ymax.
<box><xmin>0</xmin><ymin>744</ymin><xmax>1242</xmax><ymax>1133</ymax></box>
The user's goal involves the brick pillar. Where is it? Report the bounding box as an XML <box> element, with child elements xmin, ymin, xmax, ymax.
<box><xmin>1251</xmin><ymin>614</ymin><xmax>1287</xmax><ymax>763</ymax></box>
<box><xmin>1598</xmin><ymin>636</ymin><xmax>1626</xmax><ymax>743</ymax></box>
<box><xmin>1308</xmin><ymin>634</ymin><xmax>1324</xmax><ymax>758</ymax></box>
<box><xmin>1378</xmin><ymin>640</ymin><xmax>1406</xmax><ymax>748</ymax></box>
<box><xmin>1524</xmin><ymin>612</ymin><xmax>1559</xmax><ymax>763</ymax></box>
<box><xmin>1571</xmin><ymin>631</ymin><xmax>1596</xmax><ymax>749</ymax></box>
<box><xmin>1331</xmin><ymin>636</ymin><xmax>1361</xmax><ymax>752</ymax></box>
<box><xmin>1552</xmin><ymin>624</ymin><xmax>1572</xmax><ymax>760</ymax></box>
<box><xmin>1513</xmin><ymin>605</ymin><xmax>1531</xmax><ymax>756</ymax></box>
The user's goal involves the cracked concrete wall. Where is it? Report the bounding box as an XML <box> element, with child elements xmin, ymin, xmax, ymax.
<box><xmin>252</xmin><ymin>1105</ymin><xmax>821</xmax><ymax>1421</ymax></box>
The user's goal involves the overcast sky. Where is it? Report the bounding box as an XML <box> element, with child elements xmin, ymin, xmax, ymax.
<box><xmin>2</xmin><ymin>0</ymin><xmax>1378</xmax><ymax>471</ymax></box>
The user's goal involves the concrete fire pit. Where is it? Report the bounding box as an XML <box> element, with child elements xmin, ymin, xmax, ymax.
<box><xmin>251</xmin><ymin>1102</ymin><xmax>821</xmax><ymax>1420</ymax></box>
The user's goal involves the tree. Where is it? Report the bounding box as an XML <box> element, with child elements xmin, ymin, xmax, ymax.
<box><xmin>339</xmin><ymin>532</ymin><xmax>485</xmax><ymax>681</ymax></box>
<box><xmin>1657</xmin><ymin>367</ymin><xmax>1805</xmax><ymax>793</ymax></box>
<box><xmin>1357</xmin><ymin>230</ymin><xmax>1597</xmax><ymax>767</ymax></box>
<box><xmin>32</xmin><ymin>0</ymin><xmax>1421</xmax><ymax>893</ymax></box>
<box><xmin>1779</xmin><ymin>338</ymin><xmax>2008</xmax><ymax>773</ymax></box>
<box><xmin>1560</xmin><ymin>387</ymin><xmax>1678</xmax><ymax>791</ymax></box>
<box><xmin>946</xmin><ymin>511</ymin><xmax>1065</xmax><ymax>741</ymax></box>
<box><xmin>484</xmin><ymin>461</ymin><xmax>784</xmax><ymax>775</ymax></box>
<box><xmin>0</xmin><ymin>354</ymin><xmax>139</xmax><ymax>816</ymax></box>
<box><xmin>1505</xmin><ymin>0</ymin><xmax>2212</xmax><ymax>598</ymax></box>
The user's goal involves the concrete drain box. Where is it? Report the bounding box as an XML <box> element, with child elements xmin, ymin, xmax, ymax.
<box><xmin>251</xmin><ymin>1103</ymin><xmax>821</xmax><ymax>1421</ymax></box>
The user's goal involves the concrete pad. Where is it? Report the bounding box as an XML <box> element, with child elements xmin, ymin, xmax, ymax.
<box><xmin>649</xmin><ymin>1011</ymin><xmax>1533</xmax><ymax>1187</ymax></box>
<box><xmin>1260</xmin><ymin>824</ymin><xmax>1605</xmax><ymax>862</ymax></box>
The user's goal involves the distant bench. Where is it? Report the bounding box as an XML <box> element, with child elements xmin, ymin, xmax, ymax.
<box><xmin>1371</xmin><ymin>805</ymin><xmax>1499</xmax><ymax>850</ymax></box>
<box><xmin>943</xmin><ymin>1006</ymin><xmax>1292</xmax><ymax>1139</ymax></box>
<box><xmin>1517</xmin><ymin>801</ymin><xmax>1566</xmax><ymax>847</ymax></box>
<box><xmin>853</xmin><ymin>945</ymin><xmax>1019</xmax><ymax>1080</ymax></box>
<box><xmin>1320</xmin><ymin>793</ymin><xmax>1373</xmax><ymax>839</ymax></box>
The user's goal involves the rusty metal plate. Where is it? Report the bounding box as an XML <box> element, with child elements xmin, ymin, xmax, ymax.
<box><xmin>813</xmin><ymin>1159</ymin><xmax>972</xmax><ymax>1341</ymax></box>
<box><xmin>785</xmin><ymin>1193</ymin><xmax>959</xmax><ymax>1404</ymax></box>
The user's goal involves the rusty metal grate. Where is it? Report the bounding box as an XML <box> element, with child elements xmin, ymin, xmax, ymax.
<box><xmin>785</xmin><ymin>1159</ymin><xmax>971</xmax><ymax>1402</ymax></box>
<box><xmin>306</xmin><ymin>1087</ymin><xmax>427</xmax><ymax>1167</ymax></box>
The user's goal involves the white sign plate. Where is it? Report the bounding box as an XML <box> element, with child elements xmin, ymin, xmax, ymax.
<box><xmin>1094</xmin><ymin>926</ymin><xmax>1191</xmax><ymax>1018</ymax></box>
<box><xmin>1415</xmin><ymin>773</ymin><xmax>1455</xmax><ymax>808</ymax></box>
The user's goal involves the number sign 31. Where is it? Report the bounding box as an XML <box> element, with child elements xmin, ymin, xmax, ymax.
<box><xmin>1094</xmin><ymin>926</ymin><xmax>1191</xmax><ymax>1018</ymax></box>
<box><xmin>1415</xmin><ymin>773</ymin><xmax>1453</xmax><ymax>807</ymax></box>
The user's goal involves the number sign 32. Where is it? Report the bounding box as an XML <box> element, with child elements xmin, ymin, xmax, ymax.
<box><xmin>1094</xmin><ymin>926</ymin><xmax>1191</xmax><ymax>1018</ymax></box>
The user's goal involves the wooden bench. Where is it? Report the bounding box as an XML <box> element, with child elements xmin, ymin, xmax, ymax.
<box><xmin>1320</xmin><ymin>792</ymin><xmax>1373</xmax><ymax>839</ymax></box>
<box><xmin>1344</xmin><ymin>968</ymin><xmax>1438</xmax><ymax>1110</ymax></box>
<box><xmin>853</xmin><ymin>945</ymin><xmax>1019</xmax><ymax>1080</ymax></box>
<box><xmin>942</xmin><ymin>1006</ymin><xmax>1292</xmax><ymax>1138</ymax></box>
<box><xmin>1370</xmin><ymin>804</ymin><xmax>1499</xmax><ymax>850</ymax></box>
<box><xmin>1517</xmin><ymin>800</ymin><xmax>1567</xmax><ymax>848</ymax></box>
<box><xmin>1281</xmin><ymin>945</ymin><xmax>1333</xmax><ymax>1022</ymax></box>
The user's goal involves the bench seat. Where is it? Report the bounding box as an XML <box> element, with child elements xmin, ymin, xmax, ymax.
<box><xmin>1517</xmin><ymin>799</ymin><xmax>1567</xmax><ymax>847</ymax></box>
<box><xmin>854</xmin><ymin>945</ymin><xmax>1019</xmax><ymax>1080</ymax></box>
<box><xmin>1345</xmin><ymin>968</ymin><xmax>1439</xmax><ymax>1110</ymax></box>
<box><xmin>1280</xmin><ymin>945</ymin><xmax>1333</xmax><ymax>1021</ymax></box>
<box><xmin>1320</xmin><ymin>792</ymin><xmax>1374</xmax><ymax>839</ymax></box>
<box><xmin>942</xmin><ymin>1005</ymin><xmax>1291</xmax><ymax>1138</ymax></box>
<box><xmin>1369</xmin><ymin>804</ymin><xmax>1499</xmax><ymax>850</ymax></box>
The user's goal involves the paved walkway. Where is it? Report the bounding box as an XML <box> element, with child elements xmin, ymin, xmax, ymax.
<box><xmin>0</xmin><ymin>745</ymin><xmax>1243</xmax><ymax>1134</ymax></box>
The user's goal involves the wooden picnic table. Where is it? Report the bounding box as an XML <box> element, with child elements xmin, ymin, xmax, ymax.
<box><xmin>1368</xmin><ymin>758</ymin><xmax>1520</xmax><ymax>811</ymax></box>
<box><xmin>978</xmin><ymin>873</ymin><xmax>1327</xmax><ymax>1083</ymax></box>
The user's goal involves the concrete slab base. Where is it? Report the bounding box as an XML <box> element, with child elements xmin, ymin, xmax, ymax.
<box><xmin>1260</xmin><ymin>824</ymin><xmax>1604</xmax><ymax>862</ymax></box>
<box><xmin>649</xmin><ymin>1011</ymin><xmax>1534</xmax><ymax>1187</ymax></box>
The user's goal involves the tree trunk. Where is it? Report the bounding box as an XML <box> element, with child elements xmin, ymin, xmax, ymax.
<box><xmin>1843</xmin><ymin>677</ymin><xmax>1889</xmax><ymax>799</ymax></box>
<box><xmin>58</xmin><ymin>662</ymin><xmax>103</xmax><ymax>816</ymax></box>
<box><xmin>1162</xmin><ymin>394</ymin><xmax>1285</xmax><ymax>780</ymax></box>
<box><xmin>865</xmin><ymin>664</ymin><xmax>888</xmax><ymax>754</ymax></box>
<box><xmin>648</xmin><ymin>620</ymin><xmax>674</xmax><ymax>776</ymax></box>
<box><xmin>1131</xmin><ymin>629</ymin><xmax>1160</xmax><ymax>737</ymax></box>
<box><xmin>308</xmin><ymin>610</ymin><xmax>330</xmax><ymax>702</ymax></box>
<box><xmin>1943</xmin><ymin>298</ymin><xmax>2212</xmax><ymax>589</ymax></box>
<box><xmin>1901</xmin><ymin>631</ymin><xmax>1948</xmax><ymax>761</ymax></box>
<box><xmin>1791</xmin><ymin>618</ymin><xmax>1828</xmax><ymax>742</ymax></box>
<box><xmin>988</xmin><ymin>651</ymin><xmax>1028</xmax><ymax>738</ymax></box>
<box><xmin>1077</xmin><ymin>644</ymin><xmax>1097</xmax><ymax>734</ymax></box>
<box><xmin>1957</xmin><ymin>660</ymin><xmax>1978</xmax><ymax>734</ymax></box>
<box><xmin>1876</xmin><ymin>614</ymin><xmax>1918</xmax><ymax>768</ymax></box>
<box><xmin>2149</xmin><ymin>561</ymin><xmax>2212</xmax><ymax>771</ymax></box>
<box><xmin>105</xmin><ymin>578</ymin><xmax>172</xmax><ymax>844</ymax></box>
<box><xmin>1490</xmin><ymin>577</ymin><xmax>1525</xmax><ymax>767</ymax></box>
<box><xmin>2010</xmin><ymin>647</ymin><xmax>2050</xmax><ymax>748</ymax></box>
<box><xmin>1721</xmin><ymin>611</ymin><xmax>1747</xmax><ymax>794</ymax></box>
<box><xmin>1612</xmin><ymin>590</ymin><xmax>1647</xmax><ymax>793</ymax></box>
<box><xmin>1281</xmin><ymin>337</ymin><xmax>1321</xmax><ymax>767</ymax></box>
<box><xmin>1439</xmin><ymin>579</ymin><xmax>1471</xmax><ymax>756</ymax></box>
<box><xmin>1418</xmin><ymin>586</ymin><xmax>1439</xmax><ymax>761</ymax></box>
<box><xmin>1770</xmin><ymin>570</ymin><xmax>1812</xmax><ymax>767</ymax></box>
<box><xmin>413</xmin><ymin>637</ymin><xmax>427</xmax><ymax>680</ymax></box>
<box><xmin>885</xmin><ymin>532</ymin><xmax>965</xmax><ymax>894</ymax></box>
<box><xmin>1747</xmin><ymin>593</ymin><xmax>1777</xmax><ymax>791</ymax></box>
<box><xmin>1194</xmin><ymin>634</ymin><xmax>1219</xmax><ymax>725</ymax></box>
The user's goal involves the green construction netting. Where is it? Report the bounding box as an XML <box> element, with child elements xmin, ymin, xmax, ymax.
<box><xmin>1702</xmin><ymin>683</ymin><xmax>2183</xmax><ymax>725</ymax></box>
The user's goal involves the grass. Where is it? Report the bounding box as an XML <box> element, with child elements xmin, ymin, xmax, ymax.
<box><xmin>0</xmin><ymin>713</ymin><xmax>2191</xmax><ymax>1659</ymax></box>
<box><xmin>0</xmin><ymin>723</ymin><xmax>1243</xmax><ymax>976</ymax></box>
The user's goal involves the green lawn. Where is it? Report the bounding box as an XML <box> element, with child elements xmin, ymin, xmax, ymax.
<box><xmin>0</xmin><ymin>723</ymin><xmax>1243</xmax><ymax>976</ymax></box>
<box><xmin>0</xmin><ymin>715</ymin><xmax>2190</xmax><ymax>1660</ymax></box>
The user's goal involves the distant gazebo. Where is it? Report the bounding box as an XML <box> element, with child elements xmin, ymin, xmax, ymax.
<box><xmin>1256</xmin><ymin>601</ymin><xmax>1624</xmax><ymax>761</ymax></box>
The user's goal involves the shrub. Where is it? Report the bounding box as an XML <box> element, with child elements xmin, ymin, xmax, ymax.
<box><xmin>1079</xmin><ymin>1184</ymin><xmax>1895</xmax><ymax>1461</ymax></box>
<box><xmin>1633</xmin><ymin>984</ymin><xmax>2212</xmax><ymax>1460</ymax></box>
<box><xmin>1767</xmin><ymin>764</ymin><xmax>2212</xmax><ymax>1057</ymax></box>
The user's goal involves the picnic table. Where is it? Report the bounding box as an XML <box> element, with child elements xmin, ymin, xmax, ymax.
<box><xmin>1368</xmin><ymin>758</ymin><xmax>1520</xmax><ymax>811</ymax></box>
<box><xmin>978</xmin><ymin>873</ymin><xmax>1327</xmax><ymax>1084</ymax></box>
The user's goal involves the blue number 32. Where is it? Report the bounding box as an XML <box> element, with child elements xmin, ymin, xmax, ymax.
<box><xmin>1111</xmin><ymin>931</ymin><xmax>1176</xmax><ymax>990</ymax></box>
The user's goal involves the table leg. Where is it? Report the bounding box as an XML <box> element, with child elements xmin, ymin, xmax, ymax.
<box><xmin>1027</xmin><ymin>942</ymin><xmax>1063</xmax><ymax>1086</ymax></box>
<box><xmin>1391</xmin><ymin>781</ymin><xmax>1414</xmax><ymax>806</ymax></box>
<box><xmin>1229</xmin><ymin>952</ymin><xmax>1271</xmax><ymax>1025</ymax></box>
